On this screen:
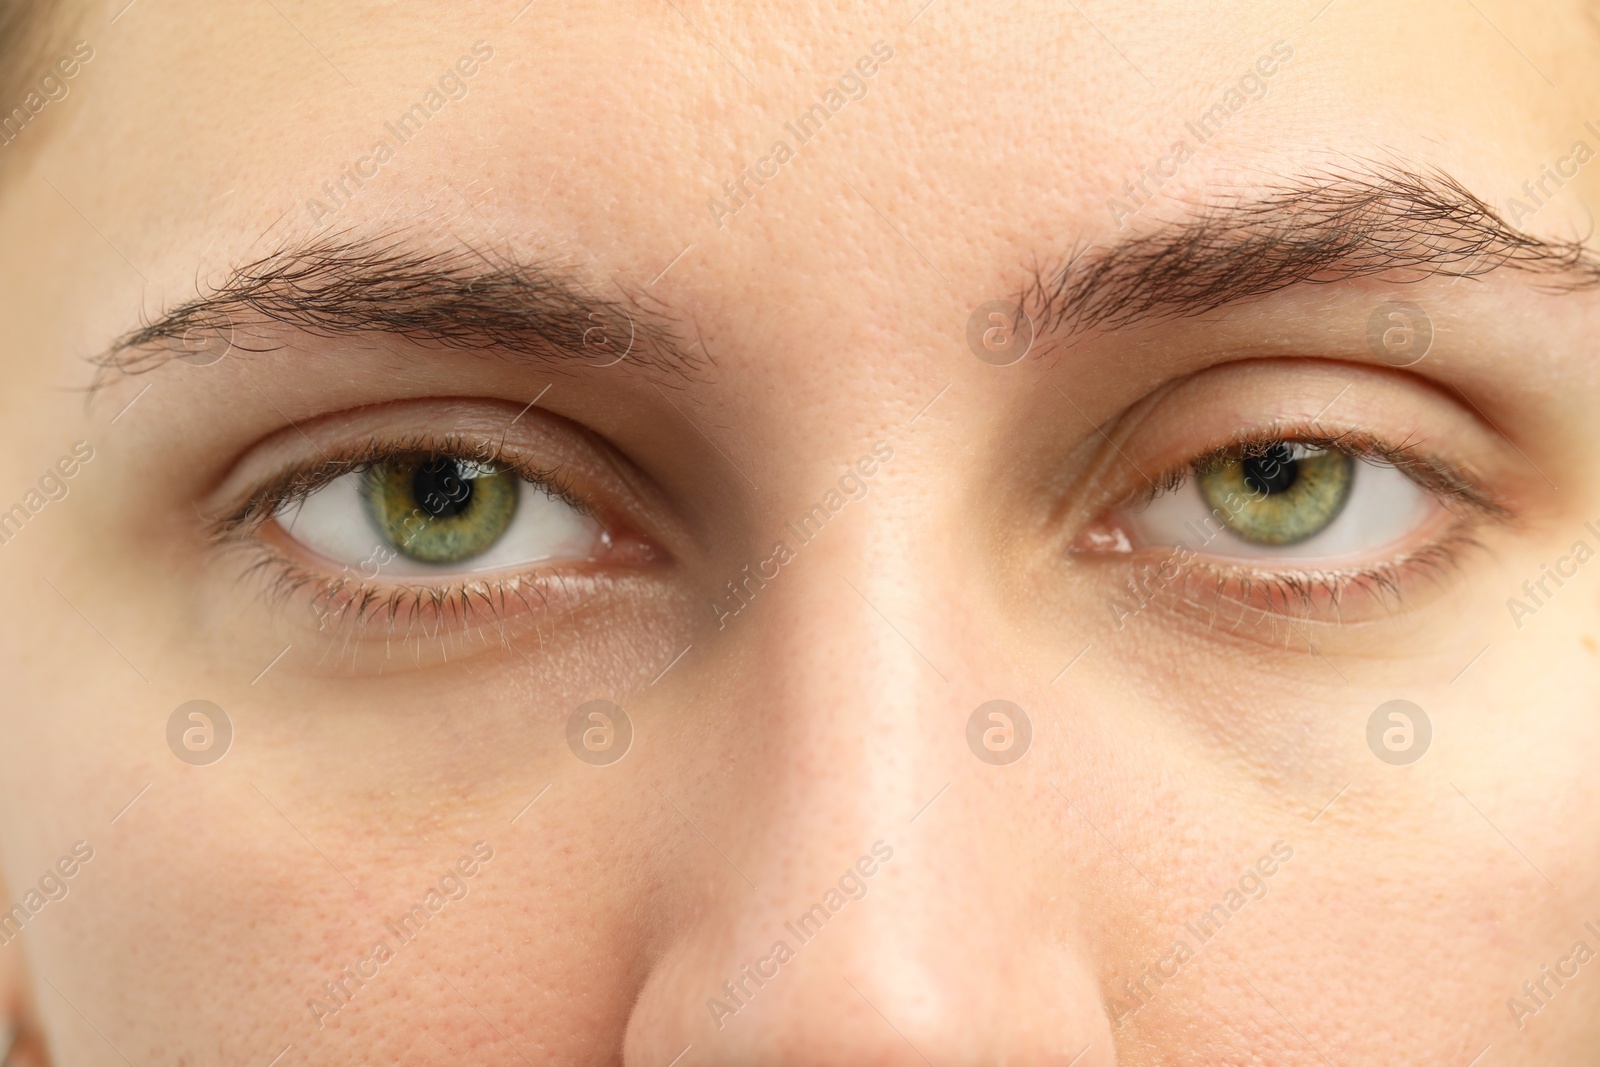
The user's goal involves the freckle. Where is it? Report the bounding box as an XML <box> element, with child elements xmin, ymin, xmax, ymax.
<box><xmin>1584</xmin><ymin>636</ymin><xmax>1597</xmax><ymax>654</ymax></box>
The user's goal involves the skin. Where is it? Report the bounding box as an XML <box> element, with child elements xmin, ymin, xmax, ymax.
<box><xmin>1</xmin><ymin>0</ymin><xmax>1598</xmax><ymax>1063</ymax></box>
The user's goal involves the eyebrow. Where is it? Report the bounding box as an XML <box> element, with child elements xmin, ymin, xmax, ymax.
<box><xmin>1027</xmin><ymin>164</ymin><xmax>1600</xmax><ymax>337</ymax></box>
<box><xmin>95</xmin><ymin>236</ymin><xmax>695</xmax><ymax>379</ymax></box>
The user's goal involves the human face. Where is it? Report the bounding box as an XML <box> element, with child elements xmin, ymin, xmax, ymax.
<box><xmin>2</xmin><ymin>1</ymin><xmax>1598</xmax><ymax>1063</ymax></box>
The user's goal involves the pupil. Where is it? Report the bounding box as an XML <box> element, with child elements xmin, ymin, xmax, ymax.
<box><xmin>413</xmin><ymin>457</ymin><xmax>473</xmax><ymax>519</ymax></box>
<box><xmin>1241</xmin><ymin>445</ymin><xmax>1298</xmax><ymax>496</ymax></box>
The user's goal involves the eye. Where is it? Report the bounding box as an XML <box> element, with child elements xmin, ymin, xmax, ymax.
<box><xmin>276</xmin><ymin>450</ymin><xmax>603</xmax><ymax>577</ymax></box>
<box><xmin>1116</xmin><ymin>438</ymin><xmax>1441</xmax><ymax>563</ymax></box>
<box><xmin>366</xmin><ymin>456</ymin><xmax>519</xmax><ymax>564</ymax></box>
<box><xmin>1196</xmin><ymin>443</ymin><xmax>1353</xmax><ymax>545</ymax></box>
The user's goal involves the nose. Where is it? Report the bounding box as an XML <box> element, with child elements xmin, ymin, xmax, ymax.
<box><xmin>622</xmin><ymin>487</ymin><xmax>1118</xmax><ymax>1066</ymax></box>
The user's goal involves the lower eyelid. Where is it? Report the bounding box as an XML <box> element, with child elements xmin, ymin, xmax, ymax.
<box><xmin>250</xmin><ymin>551</ymin><xmax>632</xmax><ymax>651</ymax></box>
<box><xmin>1094</xmin><ymin>521</ymin><xmax>1484</xmax><ymax>635</ymax></box>
<box><xmin>229</xmin><ymin>489</ymin><xmax>664</xmax><ymax>642</ymax></box>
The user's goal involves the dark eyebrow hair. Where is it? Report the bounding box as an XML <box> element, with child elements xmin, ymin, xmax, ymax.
<box><xmin>95</xmin><ymin>235</ymin><xmax>696</xmax><ymax>380</ymax></box>
<box><xmin>1027</xmin><ymin>164</ymin><xmax>1600</xmax><ymax>338</ymax></box>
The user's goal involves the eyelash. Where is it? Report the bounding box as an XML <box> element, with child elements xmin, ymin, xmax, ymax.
<box><xmin>1092</xmin><ymin>426</ymin><xmax>1510</xmax><ymax>625</ymax></box>
<box><xmin>215</xmin><ymin>431</ymin><xmax>589</xmax><ymax>536</ymax></box>
<box><xmin>212</xmin><ymin>433</ymin><xmax>603</xmax><ymax>640</ymax></box>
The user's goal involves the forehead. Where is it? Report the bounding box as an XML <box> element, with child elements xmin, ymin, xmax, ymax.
<box><xmin>12</xmin><ymin>0</ymin><xmax>1600</xmax><ymax>361</ymax></box>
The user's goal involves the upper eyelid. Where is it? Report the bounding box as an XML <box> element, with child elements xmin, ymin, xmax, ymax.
<box><xmin>1125</xmin><ymin>427</ymin><xmax>1511</xmax><ymax>521</ymax></box>
<box><xmin>211</xmin><ymin>435</ymin><xmax>587</xmax><ymax>540</ymax></box>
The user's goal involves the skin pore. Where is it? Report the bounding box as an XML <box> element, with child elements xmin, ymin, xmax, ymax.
<box><xmin>1</xmin><ymin>0</ymin><xmax>1599</xmax><ymax>1063</ymax></box>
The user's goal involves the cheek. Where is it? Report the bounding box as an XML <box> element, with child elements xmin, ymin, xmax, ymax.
<box><xmin>16</xmin><ymin>794</ymin><xmax>336</xmax><ymax>1056</ymax></box>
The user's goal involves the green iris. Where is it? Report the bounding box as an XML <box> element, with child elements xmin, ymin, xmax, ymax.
<box><xmin>1197</xmin><ymin>444</ymin><xmax>1353</xmax><ymax>546</ymax></box>
<box><xmin>362</xmin><ymin>454</ymin><xmax>518</xmax><ymax>564</ymax></box>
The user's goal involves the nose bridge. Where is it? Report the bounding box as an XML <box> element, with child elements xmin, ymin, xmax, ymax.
<box><xmin>762</xmin><ymin>507</ymin><xmax>948</xmax><ymax>839</ymax></box>
<box><xmin>622</xmin><ymin>474</ymin><xmax>1119</xmax><ymax>1065</ymax></box>
<box><xmin>688</xmin><ymin>484</ymin><xmax>952</xmax><ymax>922</ymax></box>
